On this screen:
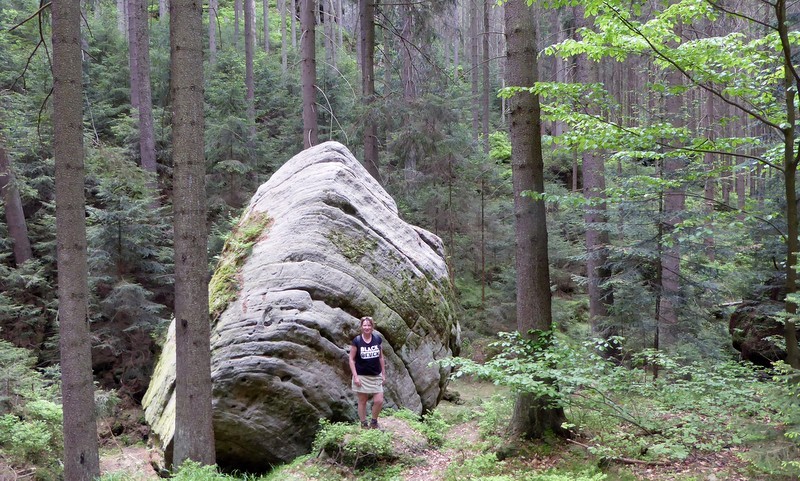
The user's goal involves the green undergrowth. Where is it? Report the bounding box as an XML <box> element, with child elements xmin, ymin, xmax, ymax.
<box><xmin>95</xmin><ymin>371</ymin><xmax>796</xmax><ymax>480</ymax></box>
<box><xmin>442</xmin><ymin>332</ymin><xmax>800</xmax><ymax>479</ymax></box>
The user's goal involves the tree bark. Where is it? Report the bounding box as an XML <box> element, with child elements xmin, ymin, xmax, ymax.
<box><xmin>778</xmin><ymin>0</ymin><xmax>800</xmax><ymax>368</ymax></box>
<box><xmin>360</xmin><ymin>0</ymin><xmax>379</xmax><ymax>181</ymax></box>
<box><xmin>264</xmin><ymin>0</ymin><xmax>270</xmax><ymax>53</ymax></box>
<box><xmin>117</xmin><ymin>0</ymin><xmax>127</xmax><ymax>35</ymax></box>
<box><xmin>209</xmin><ymin>0</ymin><xmax>218</xmax><ymax>65</ymax></box>
<box><xmin>235</xmin><ymin>0</ymin><xmax>242</xmax><ymax>48</ymax></box>
<box><xmin>324</xmin><ymin>0</ymin><xmax>334</xmax><ymax>66</ymax></box>
<box><xmin>505</xmin><ymin>0</ymin><xmax>566</xmax><ymax>438</ymax></box>
<box><xmin>703</xmin><ymin>86</ymin><xmax>715</xmax><ymax>260</ymax></box>
<box><xmin>291</xmin><ymin>0</ymin><xmax>297</xmax><ymax>49</ymax></box>
<box><xmin>301</xmin><ymin>0</ymin><xmax>318</xmax><ymax>148</ymax></box>
<box><xmin>128</xmin><ymin>0</ymin><xmax>157</xmax><ymax>174</ymax></box>
<box><xmin>280</xmin><ymin>0</ymin><xmax>288</xmax><ymax>72</ymax></box>
<box><xmin>170</xmin><ymin>0</ymin><xmax>216</xmax><ymax>466</ymax></box>
<box><xmin>575</xmin><ymin>16</ymin><xmax>615</xmax><ymax>352</ymax></box>
<box><xmin>482</xmin><ymin>0</ymin><xmax>490</xmax><ymax>154</ymax></box>
<box><xmin>245</xmin><ymin>0</ymin><xmax>256</xmax><ymax>138</ymax></box>
<box><xmin>657</xmin><ymin>62</ymin><xmax>686</xmax><ymax>351</ymax></box>
<box><xmin>470</xmin><ymin>0</ymin><xmax>479</xmax><ymax>143</ymax></box>
<box><xmin>401</xmin><ymin>4</ymin><xmax>415</xmax><ymax>101</ymax></box>
<box><xmin>0</xmin><ymin>144</ymin><xmax>32</xmax><ymax>266</ymax></box>
<box><xmin>52</xmin><ymin>1</ymin><xmax>101</xmax><ymax>478</ymax></box>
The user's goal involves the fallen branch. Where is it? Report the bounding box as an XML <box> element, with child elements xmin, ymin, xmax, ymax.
<box><xmin>567</xmin><ymin>438</ymin><xmax>672</xmax><ymax>467</ymax></box>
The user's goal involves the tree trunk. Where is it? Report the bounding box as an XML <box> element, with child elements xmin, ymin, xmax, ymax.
<box><xmin>505</xmin><ymin>0</ymin><xmax>566</xmax><ymax>438</ymax></box>
<box><xmin>360</xmin><ymin>0</ymin><xmax>379</xmax><ymax>180</ymax></box>
<box><xmin>234</xmin><ymin>0</ymin><xmax>242</xmax><ymax>48</ymax></box>
<box><xmin>481</xmin><ymin>0</ymin><xmax>490</xmax><ymax>154</ymax></box>
<box><xmin>324</xmin><ymin>0</ymin><xmax>334</xmax><ymax>66</ymax></box>
<box><xmin>470</xmin><ymin>0</ymin><xmax>479</xmax><ymax>143</ymax></box>
<box><xmin>128</xmin><ymin>0</ymin><xmax>157</xmax><ymax>174</ymax></box>
<box><xmin>245</xmin><ymin>0</ymin><xmax>256</xmax><ymax>138</ymax></box>
<box><xmin>301</xmin><ymin>0</ymin><xmax>318</xmax><ymax>148</ymax></box>
<box><xmin>117</xmin><ymin>0</ymin><xmax>127</xmax><ymax>35</ymax></box>
<box><xmin>209</xmin><ymin>0</ymin><xmax>218</xmax><ymax>65</ymax></box>
<box><xmin>657</xmin><ymin>60</ymin><xmax>686</xmax><ymax>351</ymax></box>
<box><xmin>292</xmin><ymin>0</ymin><xmax>297</xmax><ymax>49</ymax></box>
<box><xmin>779</xmin><ymin>0</ymin><xmax>800</xmax><ymax>367</ymax></box>
<box><xmin>401</xmin><ymin>4</ymin><xmax>415</xmax><ymax>101</ymax></box>
<box><xmin>52</xmin><ymin>2</ymin><xmax>101</xmax><ymax>478</ymax></box>
<box><xmin>0</xmin><ymin>144</ymin><xmax>32</xmax><ymax>266</ymax></box>
<box><xmin>263</xmin><ymin>0</ymin><xmax>270</xmax><ymax>53</ymax></box>
<box><xmin>280</xmin><ymin>0</ymin><xmax>288</xmax><ymax>72</ymax></box>
<box><xmin>703</xmin><ymin>88</ymin><xmax>715</xmax><ymax>260</ymax></box>
<box><xmin>573</xmin><ymin>8</ymin><xmax>615</xmax><ymax>352</ymax></box>
<box><xmin>170</xmin><ymin>0</ymin><xmax>216</xmax><ymax>466</ymax></box>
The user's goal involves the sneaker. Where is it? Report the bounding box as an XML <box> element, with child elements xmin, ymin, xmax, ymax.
<box><xmin>361</xmin><ymin>420</ymin><xmax>369</xmax><ymax>429</ymax></box>
<box><xmin>370</xmin><ymin>419</ymin><xmax>379</xmax><ymax>430</ymax></box>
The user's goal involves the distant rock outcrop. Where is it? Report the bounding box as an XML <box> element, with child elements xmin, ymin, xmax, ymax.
<box><xmin>729</xmin><ymin>274</ymin><xmax>787</xmax><ymax>367</ymax></box>
<box><xmin>143</xmin><ymin>142</ymin><xmax>460</xmax><ymax>471</ymax></box>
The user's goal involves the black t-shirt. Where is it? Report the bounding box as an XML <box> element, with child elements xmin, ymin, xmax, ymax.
<box><xmin>352</xmin><ymin>334</ymin><xmax>382</xmax><ymax>376</ymax></box>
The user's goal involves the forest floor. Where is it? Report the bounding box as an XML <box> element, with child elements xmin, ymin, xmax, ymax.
<box><xmin>98</xmin><ymin>377</ymin><xmax>783</xmax><ymax>481</ymax></box>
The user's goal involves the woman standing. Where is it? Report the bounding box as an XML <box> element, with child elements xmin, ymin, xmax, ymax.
<box><xmin>349</xmin><ymin>316</ymin><xmax>386</xmax><ymax>429</ymax></box>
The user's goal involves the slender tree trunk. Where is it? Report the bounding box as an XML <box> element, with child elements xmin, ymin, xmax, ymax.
<box><xmin>324</xmin><ymin>0</ymin><xmax>334</xmax><ymax>66</ymax></box>
<box><xmin>470</xmin><ymin>0</ymin><xmax>479</xmax><ymax>143</ymax></box>
<box><xmin>337</xmin><ymin>0</ymin><xmax>343</xmax><ymax>56</ymax></box>
<box><xmin>117</xmin><ymin>0</ymin><xmax>127</xmax><ymax>35</ymax></box>
<box><xmin>292</xmin><ymin>0</ymin><xmax>297</xmax><ymax>49</ymax></box>
<box><xmin>160</xmin><ymin>0</ymin><xmax>168</xmax><ymax>20</ymax></box>
<box><xmin>400</xmin><ymin>3</ymin><xmax>417</xmax><ymax>183</ymax></box>
<box><xmin>128</xmin><ymin>0</ymin><xmax>157</xmax><ymax>174</ymax></box>
<box><xmin>0</xmin><ymin>144</ymin><xmax>32</xmax><ymax>266</ymax></box>
<box><xmin>280</xmin><ymin>0</ymin><xmax>288</xmax><ymax>72</ymax></box>
<box><xmin>235</xmin><ymin>0</ymin><xmax>242</xmax><ymax>48</ymax></box>
<box><xmin>657</xmin><ymin>60</ymin><xmax>686</xmax><ymax>351</ymax></box>
<box><xmin>480</xmin><ymin>177</ymin><xmax>486</xmax><ymax>308</ymax></box>
<box><xmin>128</xmin><ymin>0</ymin><xmax>140</xmax><ymax>109</ymax></box>
<box><xmin>779</xmin><ymin>0</ymin><xmax>800</xmax><ymax>367</ymax></box>
<box><xmin>264</xmin><ymin>0</ymin><xmax>270</xmax><ymax>53</ymax></box>
<box><xmin>505</xmin><ymin>0</ymin><xmax>566</xmax><ymax>438</ymax></box>
<box><xmin>574</xmin><ymin>10</ymin><xmax>614</xmax><ymax>350</ymax></box>
<box><xmin>481</xmin><ymin>0</ymin><xmax>490</xmax><ymax>154</ymax></box>
<box><xmin>736</xmin><ymin>162</ymin><xmax>746</xmax><ymax>219</ymax></box>
<box><xmin>52</xmin><ymin>2</ymin><xmax>101</xmax><ymax>478</ymax></box>
<box><xmin>401</xmin><ymin>4</ymin><xmax>415</xmax><ymax>101</ymax></box>
<box><xmin>170</xmin><ymin>0</ymin><xmax>216</xmax><ymax>466</ymax></box>
<box><xmin>301</xmin><ymin>0</ymin><xmax>318</xmax><ymax>147</ymax></box>
<box><xmin>703</xmin><ymin>87</ymin><xmax>715</xmax><ymax>260</ymax></box>
<box><xmin>209</xmin><ymin>0</ymin><xmax>218</xmax><ymax>65</ymax></box>
<box><xmin>360</xmin><ymin>0</ymin><xmax>379</xmax><ymax>180</ymax></box>
<box><xmin>245</xmin><ymin>0</ymin><xmax>256</xmax><ymax>138</ymax></box>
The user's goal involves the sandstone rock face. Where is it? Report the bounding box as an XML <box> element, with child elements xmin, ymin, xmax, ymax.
<box><xmin>143</xmin><ymin>142</ymin><xmax>460</xmax><ymax>471</ymax></box>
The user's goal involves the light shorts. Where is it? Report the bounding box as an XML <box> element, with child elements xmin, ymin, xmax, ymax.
<box><xmin>352</xmin><ymin>375</ymin><xmax>383</xmax><ymax>394</ymax></box>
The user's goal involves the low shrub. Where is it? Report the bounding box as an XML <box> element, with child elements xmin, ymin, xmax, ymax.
<box><xmin>312</xmin><ymin>419</ymin><xmax>394</xmax><ymax>468</ymax></box>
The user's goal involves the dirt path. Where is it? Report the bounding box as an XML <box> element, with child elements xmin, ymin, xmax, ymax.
<box><xmin>100</xmin><ymin>445</ymin><xmax>159</xmax><ymax>480</ymax></box>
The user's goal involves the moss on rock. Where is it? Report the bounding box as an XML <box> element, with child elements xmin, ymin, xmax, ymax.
<box><xmin>209</xmin><ymin>211</ymin><xmax>272</xmax><ymax>321</ymax></box>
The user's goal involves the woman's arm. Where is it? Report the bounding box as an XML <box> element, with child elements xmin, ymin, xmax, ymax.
<box><xmin>379</xmin><ymin>346</ymin><xmax>386</xmax><ymax>381</ymax></box>
<box><xmin>349</xmin><ymin>345</ymin><xmax>361</xmax><ymax>386</ymax></box>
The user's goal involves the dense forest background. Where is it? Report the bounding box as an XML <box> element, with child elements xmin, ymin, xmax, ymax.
<box><xmin>2</xmin><ymin>0</ymin><xmax>800</xmax><ymax>478</ymax></box>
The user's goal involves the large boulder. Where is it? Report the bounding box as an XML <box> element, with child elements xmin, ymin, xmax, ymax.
<box><xmin>142</xmin><ymin>142</ymin><xmax>460</xmax><ymax>471</ymax></box>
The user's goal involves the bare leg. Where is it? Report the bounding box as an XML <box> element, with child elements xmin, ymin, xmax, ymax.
<box><xmin>357</xmin><ymin>393</ymin><xmax>370</xmax><ymax>422</ymax></box>
<box><xmin>371</xmin><ymin>392</ymin><xmax>384</xmax><ymax>421</ymax></box>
